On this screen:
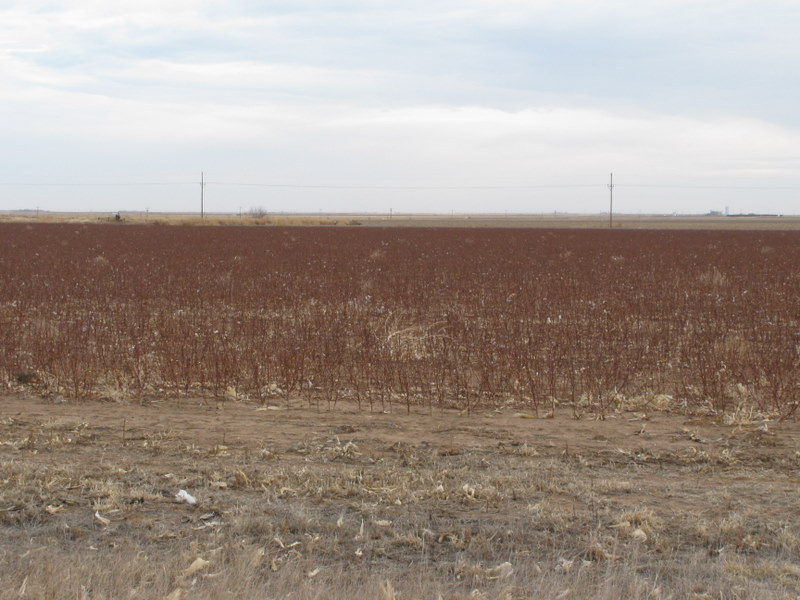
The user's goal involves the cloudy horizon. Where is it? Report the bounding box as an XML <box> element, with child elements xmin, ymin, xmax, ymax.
<box><xmin>2</xmin><ymin>1</ymin><xmax>799</xmax><ymax>215</ymax></box>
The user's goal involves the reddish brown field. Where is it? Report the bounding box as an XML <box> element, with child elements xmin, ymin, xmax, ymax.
<box><xmin>1</xmin><ymin>223</ymin><xmax>797</xmax><ymax>417</ymax></box>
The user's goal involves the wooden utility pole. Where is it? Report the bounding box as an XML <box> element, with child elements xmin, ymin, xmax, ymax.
<box><xmin>200</xmin><ymin>172</ymin><xmax>205</xmax><ymax>219</ymax></box>
<box><xmin>608</xmin><ymin>172</ymin><xmax>614</xmax><ymax>228</ymax></box>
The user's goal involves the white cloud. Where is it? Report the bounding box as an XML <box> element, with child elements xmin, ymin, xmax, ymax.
<box><xmin>5</xmin><ymin>68</ymin><xmax>796</xmax><ymax>184</ymax></box>
<box><xmin>0</xmin><ymin>1</ymin><xmax>798</xmax><ymax>214</ymax></box>
<box><xmin>114</xmin><ymin>60</ymin><xmax>385</xmax><ymax>94</ymax></box>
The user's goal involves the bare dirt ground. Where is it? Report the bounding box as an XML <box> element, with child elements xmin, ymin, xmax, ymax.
<box><xmin>2</xmin><ymin>394</ymin><xmax>800</xmax><ymax>599</ymax></box>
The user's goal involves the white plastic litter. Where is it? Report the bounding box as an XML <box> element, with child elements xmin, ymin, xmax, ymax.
<box><xmin>175</xmin><ymin>489</ymin><xmax>197</xmax><ymax>505</ymax></box>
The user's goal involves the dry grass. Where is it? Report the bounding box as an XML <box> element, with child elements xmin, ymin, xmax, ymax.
<box><xmin>2</xmin><ymin>395</ymin><xmax>800</xmax><ymax>598</ymax></box>
<box><xmin>2</xmin><ymin>210</ymin><xmax>799</xmax><ymax>229</ymax></box>
<box><xmin>0</xmin><ymin>211</ymin><xmax>355</xmax><ymax>227</ymax></box>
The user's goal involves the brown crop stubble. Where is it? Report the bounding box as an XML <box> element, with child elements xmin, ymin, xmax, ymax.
<box><xmin>0</xmin><ymin>224</ymin><xmax>798</xmax><ymax>419</ymax></box>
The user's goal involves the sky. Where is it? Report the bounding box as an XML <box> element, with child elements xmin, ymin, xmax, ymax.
<box><xmin>1</xmin><ymin>0</ymin><xmax>799</xmax><ymax>215</ymax></box>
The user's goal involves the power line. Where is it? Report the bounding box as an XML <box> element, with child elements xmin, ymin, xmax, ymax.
<box><xmin>0</xmin><ymin>182</ymin><xmax>196</xmax><ymax>186</ymax></box>
<box><xmin>205</xmin><ymin>182</ymin><xmax>603</xmax><ymax>190</ymax></box>
<box><xmin>0</xmin><ymin>180</ymin><xmax>603</xmax><ymax>190</ymax></box>
<box><xmin>1</xmin><ymin>180</ymin><xmax>799</xmax><ymax>190</ymax></box>
<box><xmin>617</xmin><ymin>184</ymin><xmax>800</xmax><ymax>190</ymax></box>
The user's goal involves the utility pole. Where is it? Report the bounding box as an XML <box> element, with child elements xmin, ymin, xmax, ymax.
<box><xmin>608</xmin><ymin>172</ymin><xmax>614</xmax><ymax>228</ymax></box>
<box><xmin>200</xmin><ymin>172</ymin><xmax>205</xmax><ymax>219</ymax></box>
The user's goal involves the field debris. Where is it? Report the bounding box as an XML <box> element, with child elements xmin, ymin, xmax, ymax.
<box><xmin>488</xmin><ymin>562</ymin><xmax>514</xmax><ymax>579</ymax></box>
<box><xmin>555</xmin><ymin>558</ymin><xmax>574</xmax><ymax>573</ymax></box>
<box><xmin>182</xmin><ymin>557</ymin><xmax>210</xmax><ymax>578</ymax></box>
<box><xmin>175</xmin><ymin>490</ymin><xmax>197</xmax><ymax>505</ymax></box>
<box><xmin>632</xmin><ymin>528</ymin><xmax>648</xmax><ymax>543</ymax></box>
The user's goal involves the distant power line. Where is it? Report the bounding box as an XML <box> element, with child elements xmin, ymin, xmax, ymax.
<box><xmin>0</xmin><ymin>181</ymin><xmax>601</xmax><ymax>190</ymax></box>
<box><xmin>0</xmin><ymin>182</ymin><xmax>196</xmax><ymax>187</ymax></box>
<box><xmin>206</xmin><ymin>182</ymin><xmax>602</xmax><ymax>190</ymax></box>
<box><xmin>1</xmin><ymin>180</ymin><xmax>799</xmax><ymax>190</ymax></box>
<box><xmin>619</xmin><ymin>184</ymin><xmax>800</xmax><ymax>190</ymax></box>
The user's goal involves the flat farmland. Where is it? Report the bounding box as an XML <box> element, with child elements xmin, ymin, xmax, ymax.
<box><xmin>3</xmin><ymin>211</ymin><xmax>800</xmax><ymax>230</ymax></box>
<box><xmin>1</xmin><ymin>224</ymin><xmax>797</xmax><ymax>417</ymax></box>
<box><xmin>1</xmin><ymin>223</ymin><xmax>799</xmax><ymax>599</ymax></box>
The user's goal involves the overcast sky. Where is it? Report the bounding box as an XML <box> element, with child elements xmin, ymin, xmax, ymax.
<box><xmin>1</xmin><ymin>0</ymin><xmax>799</xmax><ymax>215</ymax></box>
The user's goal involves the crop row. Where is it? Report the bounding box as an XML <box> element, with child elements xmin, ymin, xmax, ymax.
<box><xmin>0</xmin><ymin>223</ymin><xmax>797</xmax><ymax>417</ymax></box>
